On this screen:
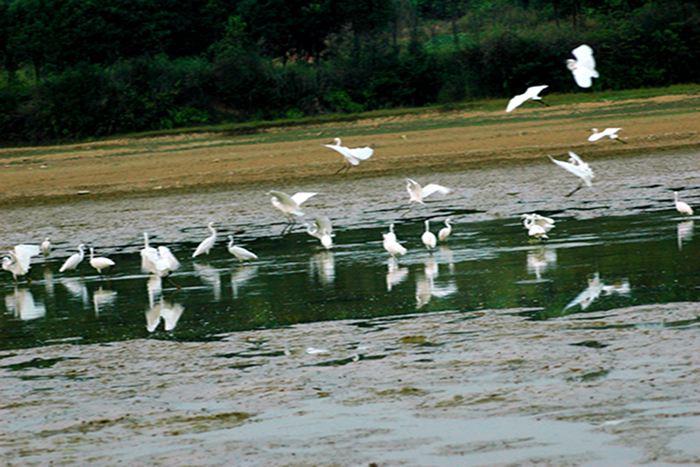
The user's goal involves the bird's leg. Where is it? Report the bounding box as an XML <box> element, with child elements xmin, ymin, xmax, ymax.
<box><xmin>334</xmin><ymin>164</ymin><xmax>347</xmax><ymax>175</ymax></box>
<box><xmin>565</xmin><ymin>184</ymin><xmax>583</xmax><ymax>198</ymax></box>
<box><xmin>399</xmin><ymin>204</ymin><xmax>413</xmax><ymax>218</ymax></box>
<box><xmin>536</xmin><ymin>100</ymin><xmax>550</xmax><ymax>107</ymax></box>
<box><xmin>167</xmin><ymin>276</ymin><xmax>182</xmax><ymax>290</ymax></box>
<box><xmin>615</xmin><ymin>138</ymin><xmax>628</xmax><ymax>144</ymax></box>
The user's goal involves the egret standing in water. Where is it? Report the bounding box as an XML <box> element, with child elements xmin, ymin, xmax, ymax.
<box><xmin>40</xmin><ymin>237</ymin><xmax>51</xmax><ymax>257</ymax></box>
<box><xmin>589</xmin><ymin>128</ymin><xmax>625</xmax><ymax>143</ymax></box>
<box><xmin>227</xmin><ymin>235</ymin><xmax>258</xmax><ymax>261</ymax></box>
<box><xmin>421</xmin><ymin>220</ymin><xmax>437</xmax><ymax>250</ymax></box>
<box><xmin>89</xmin><ymin>247</ymin><xmax>115</xmax><ymax>274</ymax></box>
<box><xmin>506</xmin><ymin>85</ymin><xmax>548</xmax><ymax>112</ymax></box>
<box><xmin>59</xmin><ymin>244</ymin><xmax>85</xmax><ymax>273</ymax></box>
<box><xmin>192</xmin><ymin>222</ymin><xmax>217</xmax><ymax>258</ymax></box>
<box><xmin>323</xmin><ymin>138</ymin><xmax>374</xmax><ymax>174</ymax></box>
<box><xmin>567</xmin><ymin>44</ymin><xmax>599</xmax><ymax>88</ymax></box>
<box><xmin>269</xmin><ymin>190</ymin><xmax>318</xmax><ymax>232</ymax></box>
<box><xmin>675</xmin><ymin>191</ymin><xmax>694</xmax><ymax>216</ymax></box>
<box><xmin>438</xmin><ymin>218</ymin><xmax>453</xmax><ymax>242</ymax></box>
<box><xmin>2</xmin><ymin>244</ymin><xmax>40</xmax><ymax>281</ymax></box>
<box><xmin>549</xmin><ymin>151</ymin><xmax>594</xmax><ymax>197</ymax></box>
<box><xmin>383</xmin><ymin>224</ymin><xmax>407</xmax><ymax>257</ymax></box>
<box><xmin>140</xmin><ymin>232</ymin><xmax>180</xmax><ymax>278</ymax></box>
<box><xmin>522</xmin><ymin>214</ymin><xmax>554</xmax><ymax>240</ymax></box>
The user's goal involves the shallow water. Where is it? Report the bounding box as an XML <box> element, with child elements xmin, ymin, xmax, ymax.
<box><xmin>1</xmin><ymin>150</ymin><xmax>699</xmax><ymax>464</ymax></box>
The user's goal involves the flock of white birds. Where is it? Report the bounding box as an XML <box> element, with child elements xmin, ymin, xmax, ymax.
<box><xmin>1</xmin><ymin>44</ymin><xmax>695</xmax><ymax>283</ymax></box>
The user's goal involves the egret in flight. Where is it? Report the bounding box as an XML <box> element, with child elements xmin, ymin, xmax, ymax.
<box><xmin>140</xmin><ymin>232</ymin><xmax>180</xmax><ymax>278</ymax></box>
<box><xmin>549</xmin><ymin>151</ymin><xmax>594</xmax><ymax>197</ymax></box>
<box><xmin>506</xmin><ymin>85</ymin><xmax>548</xmax><ymax>112</ymax></box>
<box><xmin>406</xmin><ymin>179</ymin><xmax>451</xmax><ymax>204</ymax></box>
<box><xmin>675</xmin><ymin>192</ymin><xmax>694</xmax><ymax>216</ymax></box>
<box><xmin>40</xmin><ymin>237</ymin><xmax>51</xmax><ymax>257</ymax></box>
<box><xmin>269</xmin><ymin>190</ymin><xmax>318</xmax><ymax>232</ymax></box>
<box><xmin>589</xmin><ymin>128</ymin><xmax>625</xmax><ymax>143</ymax></box>
<box><xmin>59</xmin><ymin>244</ymin><xmax>85</xmax><ymax>273</ymax></box>
<box><xmin>89</xmin><ymin>247</ymin><xmax>115</xmax><ymax>274</ymax></box>
<box><xmin>567</xmin><ymin>44</ymin><xmax>599</xmax><ymax>88</ymax></box>
<box><xmin>323</xmin><ymin>138</ymin><xmax>374</xmax><ymax>174</ymax></box>
<box><xmin>421</xmin><ymin>220</ymin><xmax>437</xmax><ymax>250</ymax></box>
<box><xmin>2</xmin><ymin>244</ymin><xmax>40</xmax><ymax>281</ymax></box>
<box><xmin>227</xmin><ymin>235</ymin><xmax>258</xmax><ymax>261</ymax></box>
<box><xmin>438</xmin><ymin>218</ymin><xmax>453</xmax><ymax>242</ymax></box>
<box><xmin>193</xmin><ymin>222</ymin><xmax>217</xmax><ymax>258</ymax></box>
<box><xmin>306</xmin><ymin>216</ymin><xmax>334</xmax><ymax>249</ymax></box>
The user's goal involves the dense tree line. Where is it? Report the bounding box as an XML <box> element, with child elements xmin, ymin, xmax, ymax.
<box><xmin>0</xmin><ymin>0</ymin><xmax>698</xmax><ymax>142</ymax></box>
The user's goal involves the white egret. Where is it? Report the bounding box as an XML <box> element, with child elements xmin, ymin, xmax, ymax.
<box><xmin>438</xmin><ymin>218</ymin><xmax>453</xmax><ymax>242</ymax></box>
<box><xmin>406</xmin><ymin>178</ymin><xmax>451</xmax><ymax>204</ymax></box>
<box><xmin>192</xmin><ymin>222</ymin><xmax>217</xmax><ymax>258</ymax></box>
<box><xmin>269</xmin><ymin>190</ymin><xmax>318</xmax><ymax>230</ymax></box>
<box><xmin>227</xmin><ymin>235</ymin><xmax>258</xmax><ymax>261</ymax></box>
<box><xmin>383</xmin><ymin>225</ymin><xmax>407</xmax><ymax>257</ymax></box>
<box><xmin>140</xmin><ymin>233</ymin><xmax>180</xmax><ymax>278</ymax></box>
<box><xmin>589</xmin><ymin>128</ymin><xmax>625</xmax><ymax>143</ymax></box>
<box><xmin>2</xmin><ymin>244</ymin><xmax>41</xmax><ymax>281</ymax></box>
<box><xmin>59</xmin><ymin>244</ymin><xmax>85</xmax><ymax>273</ymax></box>
<box><xmin>40</xmin><ymin>237</ymin><xmax>51</xmax><ymax>257</ymax></box>
<box><xmin>506</xmin><ymin>85</ymin><xmax>548</xmax><ymax>112</ymax></box>
<box><xmin>674</xmin><ymin>192</ymin><xmax>693</xmax><ymax>216</ymax></box>
<box><xmin>521</xmin><ymin>213</ymin><xmax>555</xmax><ymax>233</ymax></box>
<box><xmin>421</xmin><ymin>220</ymin><xmax>437</xmax><ymax>250</ymax></box>
<box><xmin>549</xmin><ymin>151</ymin><xmax>594</xmax><ymax>196</ymax></box>
<box><xmin>566</xmin><ymin>44</ymin><xmax>599</xmax><ymax>88</ymax></box>
<box><xmin>522</xmin><ymin>216</ymin><xmax>549</xmax><ymax>240</ymax></box>
<box><xmin>323</xmin><ymin>137</ymin><xmax>374</xmax><ymax>173</ymax></box>
<box><xmin>89</xmin><ymin>247</ymin><xmax>115</xmax><ymax>274</ymax></box>
<box><xmin>306</xmin><ymin>216</ymin><xmax>334</xmax><ymax>249</ymax></box>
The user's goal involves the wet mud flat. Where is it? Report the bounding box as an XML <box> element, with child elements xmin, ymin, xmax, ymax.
<box><xmin>1</xmin><ymin>303</ymin><xmax>699</xmax><ymax>465</ymax></box>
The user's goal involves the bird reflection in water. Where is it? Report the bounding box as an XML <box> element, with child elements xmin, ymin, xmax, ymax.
<box><xmin>386</xmin><ymin>257</ymin><xmax>408</xmax><ymax>292</ymax></box>
<box><xmin>310</xmin><ymin>251</ymin><xmax>335</xmax><ymax>286</ymax></box>
<box><xmin>526</xmin><ymin>247</ymin><xmax>557</xmax><ymax>281</ymax></box>
<box><xmin>564</xmin><ymin>273</ymin><xmax>630</xmax><ymax>312</ymax></box>
<box><xmin>145</xmin><ymin>275</ymin><xmax>184</xmax><ymax>332</ymax></box>
<box><xmin>231</xmin><ymin>265</ymin><xmax>258</xmax><ymax>299</ymax></box>
<box><xmin>677</xmin><ymin>220</ymin><xmax>694</xmax><ymax>251</ymax></box>
<box><xmin>193</xmin><ymin>262</ymin><xmax>222</xmax><ymax>301</ymax></box>
<box><xmin>61</xmin><ymin>277</ymin><xmax>89</xmax><ymax>306</ymax></box>
<box><xmin>92</xmin><ymin>287</ymin><xmax>117</xmax><ymax>315</ymax></box>
<box><xmin>416</xmin><ymin>256</ymin><xmax>457</xmax><ymax>309</ymax></box>
<box><xmin>5</xmin><ymin>287</ymin><xmax>46</xmax><ymax>321</ymax></box>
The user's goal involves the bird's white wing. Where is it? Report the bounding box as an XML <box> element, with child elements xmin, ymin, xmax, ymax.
<box><xmin>506</xmin><ymin>93</ymin><xmax>527</xmax><ymax>112</ymax></box>
<box><xmin>526</xmin><ymin>85</ymin><xmax>548</xmax><ymax>98</ymax></box>
<box><xmin>550</xmin><ymin>156</ymin><xmax>592</xmax><ymax>185</ymax></box>
<box><xmin>316</xmin><ymin>216</ymin><xmax>333</xmax><ymax>235</ymax></box>
<box><xmin>347</xmin><ymin>147</ymin><xmax>373</xmax><ymax>161</ymax></box>
<box><xmin>158</xmin><ymin>246</ymin><xmax>180</xmax><ymax>271</ymax></box>
<box><xmin>567</xmin><ymin>151</ymin><xmax>585</xmax><ymax>165</ymax></box>
<box><xmin>421</xmin><ymin>184</ymin><xmax>451</xmax><ymax>199</ymax></box>
<box><xmin>572</xmin><ymin>44</ymin><xmax>596</xmax><ymax>71</ymax></box>
<box><xmin>291</xmin><ymin>192</ymin><xmax>318</xmax><ymax>206</ymax></box>
<box><xmin>161</xmin><ymin>303</ymin><xmax>185</xmax><ymax>331</ymax></box>
<box><xmin>14</xmin><ymin>245</ymin><xmax>40</xmax><ymax>272</ymax></box>
<box><xmin>231</xmin><ymin>246</ymin><xmax>258</xmax><ymax>260</ymax></box>
<box><xmin>588</xmin><ymin>132</ymin><xmax>604</xmax><ymax>142</ymax></box>
<box><xmin>572</xmin><ymin>68</ymin><xmax>595</xmax><ymax>88</ymax></box>
<box><xmin>604</xmin><ymin>128</ymin><xmax>621</xmax><ymax>136</ymax></box>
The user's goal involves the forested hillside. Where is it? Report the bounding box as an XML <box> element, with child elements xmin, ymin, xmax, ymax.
<box><xmin>1</xmin><ymin>0</ymin><xmax>698</xmax><ymax>142</ymax></box>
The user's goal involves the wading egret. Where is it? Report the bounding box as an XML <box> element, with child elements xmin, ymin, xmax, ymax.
<box><xmin>406</xmin><ymin>178</ymin><xmax>451</xmax><ymax>204</ymax></box>
<box><xmin>421</xmin><ymin>220</ymin><xmax>437</xmax><ymax>250</ymax></box>
<box><xmin>506</xmin><ymin>85</ymin><xmax>548</xmax><ymax>112</ymax></box>
<box><xmin>140</xmin><ymin>233</ymin><xmax>180</xmax><ymax>277</ymax></box>
<box><xmin>40</xmin><ymin>237</ymin><xmax>51</xmax><ymax>257</ymax></box>
<box><xmin>323</xmin><ymin>137</ymin><xmax>374</xmax><ymax>174</ymax></box>
<box><xmin>521</xmin><ymin>213</ymin><xmax>555</xmax><ymax>233</ymax></box>
<box><xmin>383</xmin><ymin>225</ymin><xmax>407</xmax><ymax>257</ymax></box>
<box><xmin>2</xmin><ymin>244</ymin><xmax>40</xmax><ymax>280</ymax></box>
<box><xmin>549</xmin><ymin>151</ymin><xmax>594</xmax><ymax>196</ymax></box>
<box><xmin>589</xmin><ymin>128</ymin><xmax>625</xmax><ymax>143</ymax></box>
<box><xmin>306</xmin><ymin>216</ymin><xmax>334</xmax><ymax>249</ymax></box>
<box><xmin>192</xmin><ymin>222</ymin><xmax>217</xmax><ymax>258</ymax></box>
<box><xmin>674</xmin><ymin>192</ymin><xmax>693</xmax><ymax>215</ymax></box>
<box><xmin>59</xmin><ymin>244</ymin><xmax>85</xmax><ymax>273</ymax></box>
<box><xmin>566</xmin><ymin>44</ymin><xmax>599</xmax><ymax>88</ymax></box>
<box><xmin>227</xmin><ymin>235</ymin><xmax>258</xmax><ymax>261</ymax></box>
<box><xmin>269</xmin><ymin>190</ymin><xmax>318</xmax><ymax>227</ymax></box>
<box><xmin>438</xmin><ymin>218</ymin><xmax>453</xmax><ymax>242</ymax></box>
<box><xmin>89</xmin><ymin>247</ymin><xmax>115</xmax><ymax>274</ymax></box>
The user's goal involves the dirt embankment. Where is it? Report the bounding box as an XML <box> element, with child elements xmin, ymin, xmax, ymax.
<box><xmin>1</xmin><ymin>94</ymin><xmax>699</xmax><ymax>207</ymax></box>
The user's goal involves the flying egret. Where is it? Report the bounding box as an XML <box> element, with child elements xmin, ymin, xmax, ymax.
<box><xmin>306</xmin><ymin>216</ymin><xmax>334</xmax><ymax>249</ymax></box>
<box><xmin>506</xmin><ymin>85</ymin><xmax>549</xmax><ymax>112</ymax></box>
<box><xmin>589</xmin><ymin>128</ymin><xmax>625</xmax><ymax>143</ymax></box>
<box><xmin>40</xmin><ymin>237</ymin><xmax>51</xmax><ymax>257</ymax></box>
<box><xmin>2</xmin><ymin>244</ymin><xmax>40</xmax><ymax>281</ymax></box>
<box><xmin>549</xmin><ymin>151</ymin><xmax>594</xmax><ymax>196</ymax></box>
<box><xmin>675</xmin><ymin>192</ymin><xmax>693</xmax><ymax>215</ymax></box>
<box><xmin>140</xmin><ymin>232</ymin><xmax>180</xmax><ymax>278</ymax></box>
<box><xmin>421</xmin><ymin>220</ymin><xmax>437</xmax><ymax>250</ymax></box>
<box><xmin>192</xmin><ymin>222</ymin><xmax>217</xmax><ymax>258</ymax></box>
<box><xmin>383</xmin><ymin>225</ymin><xmax>407</xmax><ymax>257</ymax></box>
<box><xmin>566</xmin><ymin>44</ymin><xmax>599</xmax><ymax>88</ymax></box>
<box><xmin>406</xmin><ymin>178</ymin><xmax>451</xmax><ymax>204</ymax></box>
<box><xmin>323</xmin><ymin>137</ymin><xmax>374</xmax><ymax>174</ymax></box>
<box><xmin>438</xmin><ymin>218</ymin><xmax>453</xmax><ymax>242</ymax></box>
<box><xmin>59</xmin><ymin>244</ymin><xmax>85</xmax><ymax>273</ymax></box>
<box><xmin>269</xmin><ymin>190</ymin><xmax>318</xmax><ymax>231</ymax></box>
<box><xmin>89</xmin><ymin>247</ymin><xmax>115</xmax><ymax>274</ymax></box>
<box><xmin>227</xmin><ymin>235</ymin><xmax>258</xmax><ymax>261</ymax></box>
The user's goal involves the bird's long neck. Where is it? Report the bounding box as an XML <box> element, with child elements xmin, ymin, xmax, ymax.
<box><xmin>209</xmin><ymin>225</ymin><xmax>216</xmax><ymax>236</ymax></box>
<box><xmin>425</xmin><ymin>221</ymin><xmax>430</xmax><ymax>232</ymax></box>
<box><xmin>228</xmin><ymin>236</ymin><xmax>234</xmax><ymax>248</ymax></box>
<box><xmin>89</xmin><ymin>248</ymin><xmax>94</xmax><ymax>260</ymax></box>
<box><xmin>675</xmin><ymin>192</ymin><xmax>679</xmax><ymax>202</ymax></box>
<box><xmin>445</xmin><ymin>219</ymin><xmax>451</xmax><ymax>228</ymax></box>
<box><xmin>143</xmin><ymin>232</ymin><xmax>150</xmax><ymax>248</ymax></box>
